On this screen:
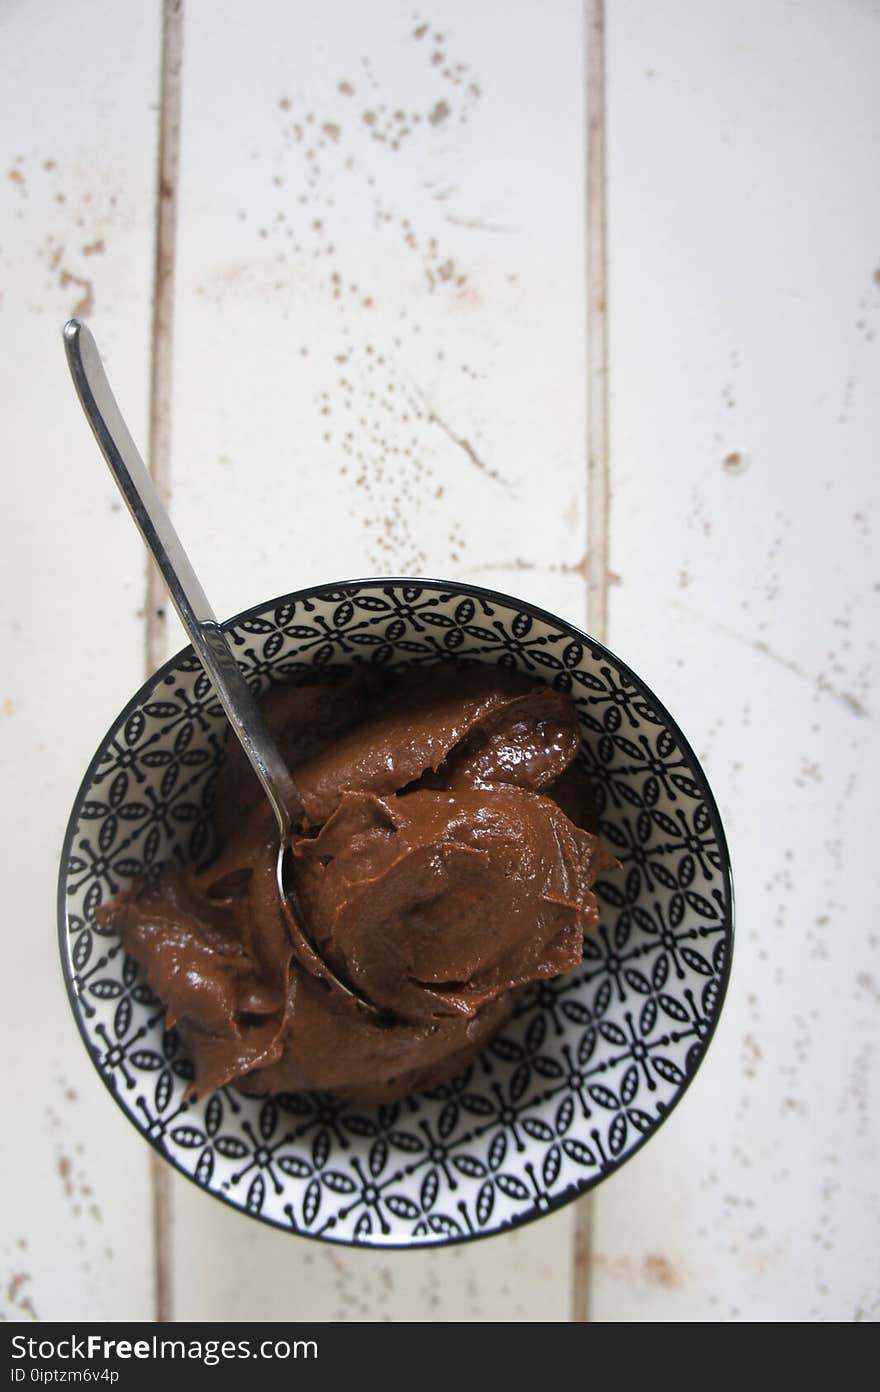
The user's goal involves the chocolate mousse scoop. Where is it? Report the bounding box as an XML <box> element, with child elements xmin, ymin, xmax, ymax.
<box><xmin>98</xmin><ymin>664</ymin><xmax>618</xmax><ymax>1103</ymax></box>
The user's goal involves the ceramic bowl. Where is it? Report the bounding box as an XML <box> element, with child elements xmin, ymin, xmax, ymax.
<box><xmin>58</xmin><ymin>577</ymin><xmax>733</xmax><ymax>1248</ymax></box>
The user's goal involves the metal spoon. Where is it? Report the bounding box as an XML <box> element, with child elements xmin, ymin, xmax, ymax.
<box><xmin>63</xmin><ymin>319</ymin><xmax>376</xmax><ymax>1013</ymax></box>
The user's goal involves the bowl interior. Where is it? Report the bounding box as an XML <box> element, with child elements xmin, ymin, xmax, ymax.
<box><xmin>59</xmin><ymin>579</ymin><xmax>732</xmax><ymax>1248</ymax></box>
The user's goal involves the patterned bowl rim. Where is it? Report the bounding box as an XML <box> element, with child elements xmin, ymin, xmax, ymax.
<box><xmin>57</xmin><ymin>575</ymin><xmax>735</xmax><ymax>1247</ymax></box>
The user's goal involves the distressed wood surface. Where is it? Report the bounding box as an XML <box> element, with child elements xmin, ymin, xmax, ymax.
<box><xmin>3</xmin><ymin>0</ymin><xmax>877</xmax><ymax>1323</ymax></box>
<box><xmin>592</xmin><ymin>0</ymin><xmax>880</xmax><ymax>1321</ymax></box>
<box><xmin>169</xmin><ymin>0</ymin><xmax>590</xmax><ymax>622</ymax></box>
<box><xmin>165</xmin><ymin>0</ymin><xmax>588</xmax><ymax>1322</ymax></box>
<box><xmin>0</xmin><ymin>0</ymin><xmax>161</xmax><ymax>1322</ymax></box>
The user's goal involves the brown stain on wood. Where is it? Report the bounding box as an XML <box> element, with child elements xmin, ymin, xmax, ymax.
<box><xmin>644</xmin><ymin>1253</ymin><xmax>682</xmax><ymax>1289</ymax></box>
<box><xmin>58</xmin><ymin>267</ymin><xmax>94</xmax><ymax>317</ymax></box>
<box><xmin>590</xmin><ymin>1252</ymin><xmax>683</xmax><ymax>1290</ymax></box>
<box><xmin>57</xmin><ymin>1154</ymin><xmax>74</xmax><ymax>1198</ymax></box>
<box><xmin>723</xmin><ymin>449</ymin><xmax>749</xmax><ymax>475</ymax></box>
<box><xmin>6</xmin><ymin>1271</ymin><xmax>38</xmax><ymax>1321</ymax></box>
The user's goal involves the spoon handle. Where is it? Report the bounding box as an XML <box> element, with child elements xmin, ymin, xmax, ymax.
<box><xmin>63</xmin><ymin>319</ymin><xmax>302</xmax><ymax>836</ymax></box>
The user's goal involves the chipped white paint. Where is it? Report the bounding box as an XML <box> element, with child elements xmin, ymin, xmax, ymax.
<box><xmin>593</xmin><ymin>0</ymin><xmax>880</xmax><ymax>1322</ymax></box>
<box><xmin>0</xmin><ymin>0</ymin><xmax>160</xmax><ymax>1322</ymax></box>
<box><xmin>3</xmin><ymin>0</ymin><xmax>877</xmax><ymax>1324</ymax></box>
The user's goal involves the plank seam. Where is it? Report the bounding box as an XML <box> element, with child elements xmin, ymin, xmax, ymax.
<box><xmin>145</xmin><ymin>0</ymin><xmax>184</xmax><ymax>1326</ymax></box>
<box><xmin>573</xmin><ymin>0</ymin><xmax>609</xmax><ymax>1326</ymax></box>
<box><xmin>586</xmin><ymin>0</ymin><xmax>609</xmax><ymax>646</ymax></box>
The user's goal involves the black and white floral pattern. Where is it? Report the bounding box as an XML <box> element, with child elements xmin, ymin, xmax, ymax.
<box><xmin>58</xmin><ymin>580</ymin><xmax>733</xmax><ymax>1248</ymax></box>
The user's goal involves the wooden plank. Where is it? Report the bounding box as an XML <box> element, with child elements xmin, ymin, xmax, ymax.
<box><xmin>171</xmin><ymin>1194</ymin><xmax>575</xmax><ymax>1321</ymax></box>
<box><xmin>0</xmin><ymin>0</ymin><xmax>161</xmax><ymax>1321</ymax></box>
<box><xmin>167</xmin><ymin>0</ymin><xmax>589</xmax><ymax>626</ymax></box>
<box><xmin>167</xmin><ymin>0</ymin><xmax>589</xmax><ymax>1319</ymax></box>
<box><xmin>593</xmin><ymin>0</ymin><xmax>880</xmax><ymax>1320</ymax></box>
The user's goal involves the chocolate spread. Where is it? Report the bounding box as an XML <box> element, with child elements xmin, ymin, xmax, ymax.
<box><xmin>98</xmin><ymin>665</ymin><xmax>617</xmax><ymax>1103</ymax></box>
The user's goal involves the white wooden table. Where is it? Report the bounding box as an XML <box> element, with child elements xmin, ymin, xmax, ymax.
<box><xmin>2</xmin><ymin>0</ymin><xmax>878</xmax><ymax>1322</ymax></box>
